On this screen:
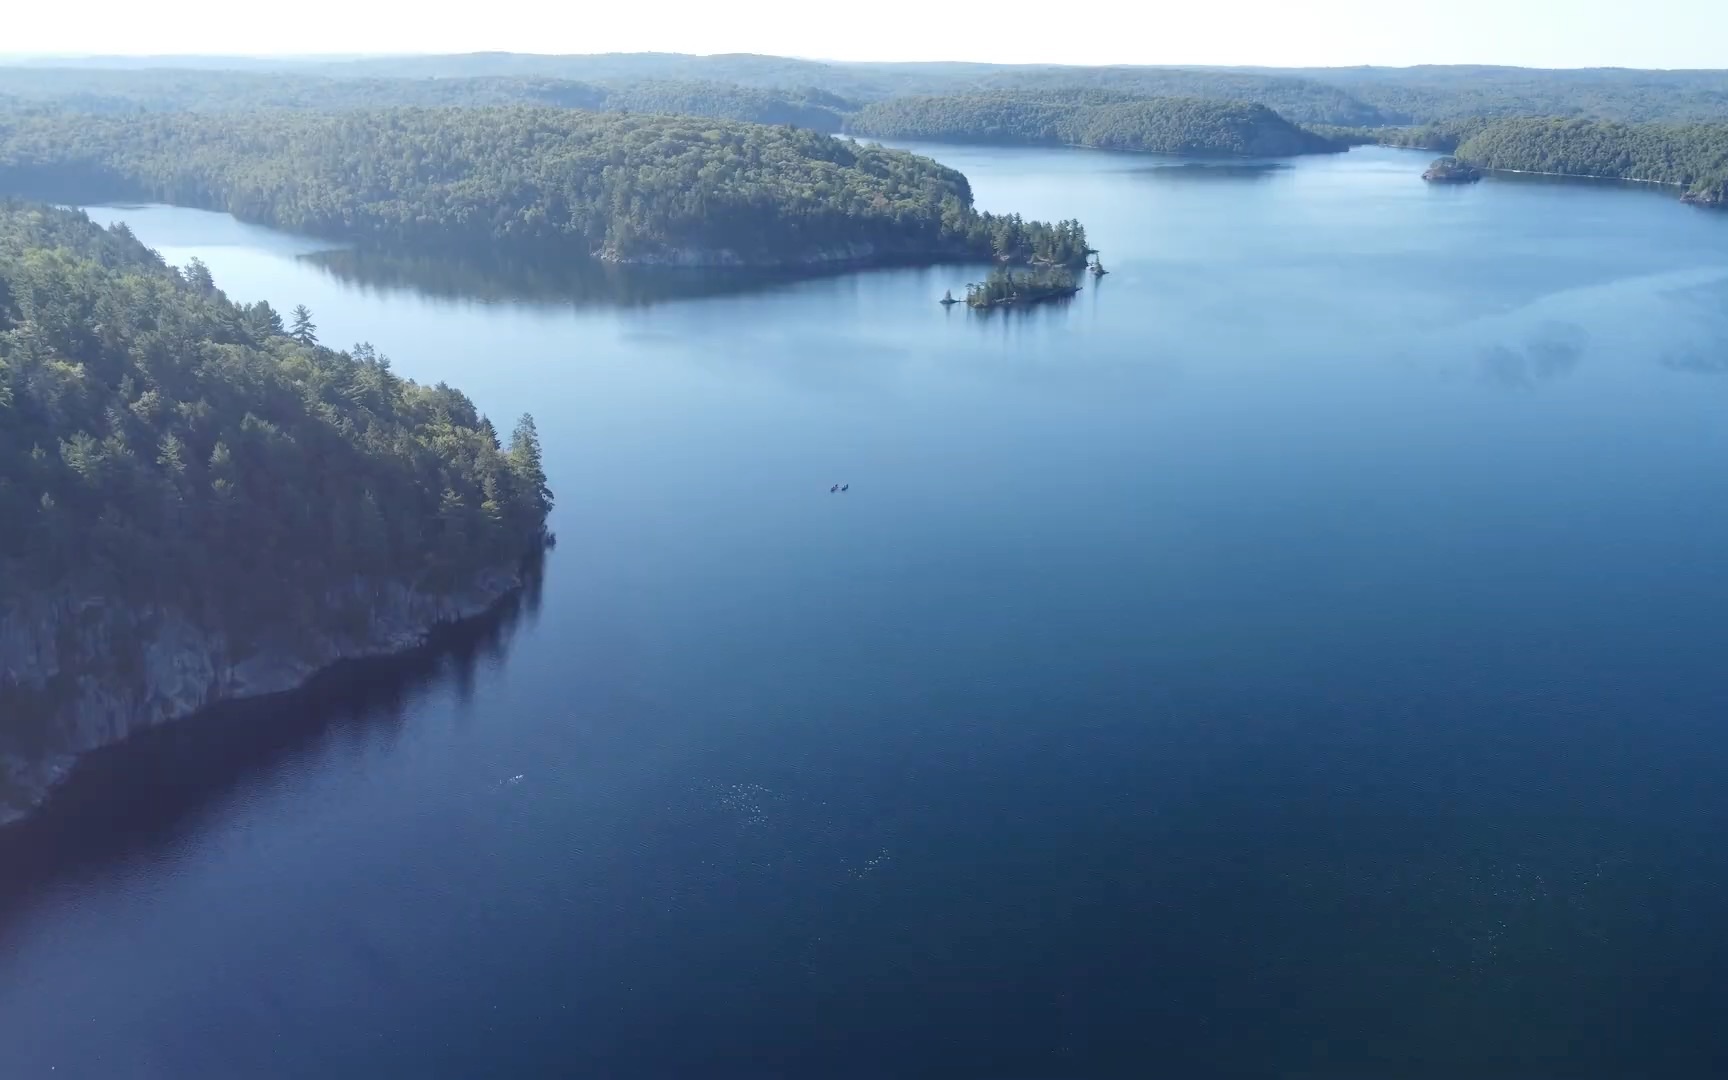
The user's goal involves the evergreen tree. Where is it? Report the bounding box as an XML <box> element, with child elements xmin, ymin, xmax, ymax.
<box><xmin>289</xmin><ymin>304</ymin><xmax>318</xmax><ymax>346</ymax></box>
<box><xmin>507</xmin><ymin>413</ymin><xmax>553</xmax><ymax>525</ymax></box>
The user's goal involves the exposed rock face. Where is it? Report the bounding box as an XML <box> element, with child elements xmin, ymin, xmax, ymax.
<box><xmin>1681</xmin><ymin>185</ymin><xmax>1726</xmax><ymax>207</ymax></box>
<box><xmin>1423</xmin><ymin>157</ymin><xmax>1483</xmax><ymax>183</ymax></box>
<box><xmin>0</xmin><ymin>568</ymin><xmax>522</xmax><ymax>825</ymax></box>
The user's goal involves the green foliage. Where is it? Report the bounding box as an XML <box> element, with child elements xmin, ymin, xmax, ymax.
<box><xmin>964</xmin><ymin>267</ymin><xmax>1079</xmax><ymax>308</ymax></box>
<box><xmin>1309</xmin><ymin>118</ymin><xmax>1493</xmax><ymax>153</ymax></box>
<box><xmin>0</xmin><ymin>201</ymin><xmax>551</xmax><ymax>614</ymax></box>
<box><xmin>0</xmin><ymin>68</ymin><xmax>608</xmax><ymax>113</ymax></box>
<box><xmin>1452</xmin><ymin>118</ymin><xmax>1728</xmax><ymax>195</ymax></box>
<box><xmin>10</xmin><ymin>58</ymin><xmax>1728</xmax><ymax>133</ymax></box>
<box><xmin>595</xmin><ymin>81</ymin><xmax>851</xmax><ymax>132</ymax></box>
<box><xmin>1306</xmin><ymin>65</ymin><xmax>1728</xmax><ymax>126</ymax></box>
<box><xmin>0</xmin><ymin>68</ymin><xmax>854</xmax><ymax>130</ymax></box>
<box><xmin>285</xmin><ymin>55</ymin><xmax>1728</xmax><ymax>126</ymax></box>
<box><xmin>0</xmin><ymin>107</ymin><xmax>1086</xmax><ymax>267</ymax></box>
<box><xmin>289</xmin><ymin>304</ymin><xmax>317</xmax><ymax>346</ymax></box>
<box><xmin>847</xmin><ymin>94</ymin><xmax>1340</xmax><ymax>156</ymax></box>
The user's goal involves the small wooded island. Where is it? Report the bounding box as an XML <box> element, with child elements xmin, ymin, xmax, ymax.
<box><xmin>0</xmin><ymin>202</ymin><xmax>553</xmax><ymax>823</ymax></box>
<box><xmin>1423</xmin><ymin>156</ymin><xmax>1483</xmax><ymax>183</ymax></box>
<box><xmin>966</xmin><ymin>267</ymin><xmax>1081</xmax><ymax>309</ymax></box>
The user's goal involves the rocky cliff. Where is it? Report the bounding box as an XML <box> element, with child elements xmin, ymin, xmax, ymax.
<box><xmin>0</xmin><ymin>568</ymin><xmax>523</xmax><ymax>825</ymax></box>
<box><xmin>1682</xmin><ymin>181</ymin><xmax>1727</xmax><ymax>207</ymax></box>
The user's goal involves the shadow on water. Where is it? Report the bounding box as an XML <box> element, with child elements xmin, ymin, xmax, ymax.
<box><xmin>1663</xmin><ymin>349</ymin><xmax>1728</xmax><ymax>374</ymax></box>
<box><xmin>0</xmin><ymin>560</ymin><xmax>547</xmax><ymax>935</ymax></box>
<box><xmin>961</xmin><ymin>293</ymin><xmax>1082</xmax><ymax>322</ymax></box>
<box><xmin>1128</xmin><ymin>161</ymin><xmax>1291</xmax><ymax>182</ymax></box>
<box><xmin>1483</xmin><ymin>169</ymin><xmax>1689</xmax><ymax>203</ymax></box>
<box><xmin>1479</xmin><ymin>320</ymin><xmax>1589</xmax><ymax>388</ymax></box>
<box><xmin>301</xmin><ymin>247</ymin><xmax>974</xmax><ymax>310</ymax></box>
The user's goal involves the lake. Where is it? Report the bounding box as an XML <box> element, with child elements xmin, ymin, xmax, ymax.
<box><xmin>3</xmin><ymin>144</ymin><xmax>1728</xmax><ymax>1078</ymax></box>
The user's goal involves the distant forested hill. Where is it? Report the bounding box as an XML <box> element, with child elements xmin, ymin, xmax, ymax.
<box><xmin>0</xmin><ymin>68</ymin><xmax>853</xmax><ymax>131</ymax></box>
<box><xmin>9</xmin><ymin>57</ymin><xmax>1728</xmax><ymax>131</ymax></box>
<box><xmin>964</xmin><ymin>70</ymin><xmax>1384</xmax><ymax>127</ymax></box>
<box><xmin>1277</xmin><ymin>65</ymin><xmax>1728</xmax><ymax>125</ymax></box>
<box><xmin>595</xmin><ymin>81</ymin><xmax>851</xmax><ymax>131</ymax></box>
<box><xmin>1451</xmin><ymin>118</ymin><xmax>1728</xmax><ymax>202</ymax></box>
<box><xmin>300</xmin><ymin>52</ymin><xmax>992</xmax><ymax>100</ymax></box>
<box><xmin>847</xmin><ymin>94</ymin><xmax>1340</xmax><ymax>156</ymax></box>
<box><xmin>0</xmin><ymin>107</ymin><xmax>1089</xmax><ymax>266</ymax></box>
<box><xmin>285</xmin><ymin>54</ymin><xmax>1728</xmax><ymax>127</ymax></box>
<box><xmin>0</xmin><ymin>67</ymin><xmax>608</xmax><ymax>112</ymax></box>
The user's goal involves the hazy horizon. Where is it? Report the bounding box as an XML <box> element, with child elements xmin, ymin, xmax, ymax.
<box><xmin>4</xmin><ymin>50</ymin><xmax>1728</xmax><ymax>74</ymax></box>
<box><xmin>6</xmin><ymin>0</ymin><xmax>1727</xmax><ymax>70</ymax></box>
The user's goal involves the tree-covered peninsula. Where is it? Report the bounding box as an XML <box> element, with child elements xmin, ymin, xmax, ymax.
<box><xmin>0</xmin><ymin>107</ymin><xmax>1089</xmax><ymax>268</ymax></box>
<box><xmin>0</xmin><ymin>201</ymin><xmax>552</xmax><ymax>821</ymax></box>
<box><xmin>1450</xmin><ymin>118</ymin><xmax>1728</xmax><ymax>205</ymax></box>
<box><xmin>845</xmin><ymin>93</ymin><xmax>1341</xmax><ymax>156</ymax></box>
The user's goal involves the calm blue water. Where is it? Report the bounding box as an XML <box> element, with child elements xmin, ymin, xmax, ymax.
<box><xmin>4</xmin><ymin>145</ymin><xmax>1728</xmax><ymax>1077</ymax></box>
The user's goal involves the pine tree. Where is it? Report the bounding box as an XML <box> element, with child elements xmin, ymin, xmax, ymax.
<box><xmin>289</xmin><ymin>304</ymin><xmax>318</xmax><ymax>346</ymax></box>
<box><xmin>507</xmin><ymin>413</ymin><xmax>552</xmax><ymax>524</ymax></box>
<box><xmin>182</xmin><ymin>257</ymin><xmax>215</xmax><ymax>293</ymax></box>
<box><xmin>245</xmin><ymin>300</ymin><xmax>285</xmax><ymax>338</ymax></box>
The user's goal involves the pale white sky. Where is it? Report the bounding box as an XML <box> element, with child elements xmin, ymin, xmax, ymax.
<box><xmin>8</xmin><ymin>0</ymin><xmax>1728</xmax><ymax>68</ymax></box>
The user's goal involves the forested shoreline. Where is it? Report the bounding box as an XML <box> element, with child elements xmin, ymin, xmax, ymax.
<box><xmin>1453</xmin><ymin>118</ymin><xmax>1728</xmax><ymax>203</ymax></box>
<box><xmin>0</xmin><ymin>108</ymin><xmax>1090</xmax><ymax>267</ymax></box>
<box><xmin>0</xmin><ymin>68</ymin><xmax>855</xmax><ymax>132</ymax></box>
<box><xmin>0</xmin><ymin>201</ymin><xmax>552</xmax><ymax>610</ymax></box>
<box><xmin>846</xmin><ymin>93</ymin><xmax>1341</xmax><ymax>156</ymax></box>
<box><xmin>10</xmin><ymin>57</ymin><xmax>1728</xmax><ymax>213</ymax></box>
<box><xmin>1322</xmin><ymin>117</ymin><xmax>1728</xmax><ymax>204</ymax></box>
<box><xmin>0</xmin><ymin>200</ymin><xmax>557</xmax><ymax>818</ymax></box>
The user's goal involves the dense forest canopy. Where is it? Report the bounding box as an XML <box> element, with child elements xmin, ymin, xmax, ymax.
<box><xmin>1451</xmin><ymin>118</ymin><xmax>1728</xmax><ymax>199</ymax></box>
<box><xmin>280</xmin><ymin>54</ymin><xmax>1728</xmax><ymax>126</ymax></box>
<box><xmin>847</xmin><ymin>93</ymin><xmax>1340</xmax><ymax>156</ymax></box>
<box><xmin>1309</xmin><ymin>118</ymin><xmax>1493</xmax><ymax>154</ymax></box>
<box><xmin>0</xmin><ymin>201</ymin><xmax>552</xmax><ymax>622</ymax></box>
<box><xmin>960</xmin><ymin>70</ymin><xmax>1382</xmax><ymax>127</ymax></box>
<box><xmin>0</xmin><ymin>107</ymin><xmax>1089</xmax><ymax>266</ymax></box>
<box><xmin>292</xmin><ymin>56</ymin><xmax>1728</xmax><ymax>126</ymax></box>
<box><xmin>0</xmin><ymin>68</ymin><xmax>854</xmax><ymax>131</ymax></box>
<box><xmin>11</xmin><ymin>57</ymin><xmax>1728</xmax><ymax>130</ymax></box>
<box><xmin>1270</xmin><ymin>65</ymin><xmax>1728</xmax><ymax>125</ymax></box>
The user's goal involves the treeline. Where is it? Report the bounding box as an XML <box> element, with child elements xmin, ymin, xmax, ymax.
<box><xmin>18</xmin><ymin>58</ymin><xmax>1728</xmax><ymax>131</ymax></box>
<box><xmin>0</xmin><ymin>108</ymin><xmax>1089</xmax><ymax>266</ymax></box>
<box><xmin>294</xmin><ymin>54</ymin><xmax>1728</xmax><ymax>127</ymax></box>
<box><xmin>1306</xmin><ymin>65</ymin><xmax>1728</xmax><ymax>126</ymax></box>
<box><xmin>0</xmin><ymin>68</ymin><xmax>599</xmax><ymax>113</ymax></box>
<box><xmin>846</xmin><ymin>94</ymin><xmax>1341</xmax><ymax>156</ymax></box>
<box><xmin>0</xmin><ymin>68</ymin><xmax>853</xmax><ymax>132</ymax></box>
<box><xmin>962</xmin><ymin>70</ymin><xmax>1382</xmax><ymax>127</ymax></box>
<box><xmin>1311</xmin><ymin>118</ymin><xmax>1493</xmax><ymax>153</ymax></box>
<box><xmin>0</xmin><ymin>201</ymin><xmax>552</xmax><ymax>622</ymax></box>
<box><xmin>1452</xmin><ymin>118</ymin><xmax>1728</xmax><ymax>201</ymax></box>
<box><xmin>597</xmin><ymin>81</ymin><xmax>851</xmax><ymax>132</ymax></box>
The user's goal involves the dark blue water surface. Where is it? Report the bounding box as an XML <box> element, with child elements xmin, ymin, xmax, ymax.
<box><xmin>4</xmin><ymin>145</ymin><xmax>1728</xmax><ymax>1078</ymax></box>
